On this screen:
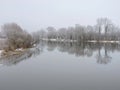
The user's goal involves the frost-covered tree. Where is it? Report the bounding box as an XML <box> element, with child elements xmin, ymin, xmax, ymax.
<box><xmin>2</xmin><ymin>23</ymin><xmax>32</xmax><ymax>51</ymax></box>
<box><xmin>47</xmin><ymin>27</ymin><xmax>57</xmax><ymax>39</ymax></box>
<box><xmin>57</xmin><ymin>28</ymin><xmax>67</xmax><ymax>40</ymax></box>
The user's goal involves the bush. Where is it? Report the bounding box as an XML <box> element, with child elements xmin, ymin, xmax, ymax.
<box><xmin>2</xmin><ymin>23</ymin><xmax>33</xmax><ymax>51</ymax></box>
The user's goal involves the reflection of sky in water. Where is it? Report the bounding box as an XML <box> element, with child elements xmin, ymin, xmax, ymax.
<box><xmin>0</xmin><ymin>42</ymin><xmax>120</xmax><ymax>66</ymax></box>
<box><xmin>0</xmin><ymin>42</ymin><xmax>120</xmax><ymax>90</ymax></box>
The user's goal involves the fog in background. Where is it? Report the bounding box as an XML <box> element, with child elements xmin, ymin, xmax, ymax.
<box><xmin>0</xmin><ymin>0</ymin><xmax>120</xmax><ymax>32</ymax></box>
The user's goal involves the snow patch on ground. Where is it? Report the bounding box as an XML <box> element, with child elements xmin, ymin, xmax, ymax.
<box><xmin>42</xmin><ymin>38</ymin><xmax>120</xmax><ymax>43</ymax></box>
<box><xmin>87</xmin><ymin>40</ymin><xmax>120</xmax><ymax>43</ymax></box>
<box><xmin>16</xmin><ymin>48</ymin><xmax>23</xmax><ymax>51</ymax></box>
<box><xmin>42</xmin><ymin>38</ymin><xmax>77</xmax><ymax>42</ymax></box>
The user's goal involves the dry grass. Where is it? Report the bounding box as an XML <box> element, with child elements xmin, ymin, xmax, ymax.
<box><xmin>1</xmin><ymin>49</ymin><xmax>27</xmax><ymax>57</ymax></box>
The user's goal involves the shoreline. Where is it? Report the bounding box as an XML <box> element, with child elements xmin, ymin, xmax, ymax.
<box><xmin>41</xmin><ymin>38</ymin><xmax>120</xmax><ymax>44</ymax></box>
<box><xmin>0</xmin><ymin>48</ymin><xmax>26</xmax><ymax>57</ymax></box>
<box><xmin>87</xmin><ymin>40</ymin><xmax>120</xmax><ymax>43</ymax></box>
<box><xmin>0</xmin><ymin>40</ymin><xmax>120</xmax><ymax>57</ymax></box>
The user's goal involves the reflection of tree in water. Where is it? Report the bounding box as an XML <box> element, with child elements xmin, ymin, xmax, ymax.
<box><xmin>46</xmin><ymin>41</ymin><xmax>120</xmax><ymax>64</ymax></box>
<box><xmin>103</xmin><ymin>44</ymin><xmax>112</xmax><ymax>64</ymax></box>
<box><xmin>46</xmin><ymin>41</ymin><xmax>57</xmax><ymax>51</ymax></box>
<box><xmin>96</xmin><ymin>52</ymin><xmax>112</xmax><ymax>64</ymax></box>
<box><xmin>1</xmin><ymin>41</ymin><xmax>120</xmax><ymax>66</ymax></box>
<box><xmin>96</xmin><ymin>44</ymin><xmax>112</xmax><ymax>64</ymax></box>
<box><xmin>0</xmin><ymin>47</ymin><xmax>43</xmax><ymax>66</ymax></box>
<box><xmin>45</xmin><ymin>42</ymin><xmax>94</xmax><ymax>57</ymax></box>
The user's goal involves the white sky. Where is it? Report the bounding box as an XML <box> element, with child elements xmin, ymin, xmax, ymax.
<box><xmin>0</xmin><ymin>0</ymin><xmax>120</xmax><ymax>31</ymax></box>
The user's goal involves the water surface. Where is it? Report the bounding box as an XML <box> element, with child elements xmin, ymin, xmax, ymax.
<box><xmin>0</xmin><ymin>42</ymin><xmax>120</xmax><ymax>90</ymax></box>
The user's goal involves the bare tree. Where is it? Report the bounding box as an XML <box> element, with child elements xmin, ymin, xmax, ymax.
<box><xmin>2</xmin><ymin>23</ymin><xmax>32</xmax><ymax>51</ymax></box>
<box><xmin>57</xmin><ymin>28</ymin><xmax>67</xmax><ymax>40</ymax></box>
<box><xmin>47</xmin><ymin>27</ymin><xmax>57</xmax><ymax>39</ymax></box>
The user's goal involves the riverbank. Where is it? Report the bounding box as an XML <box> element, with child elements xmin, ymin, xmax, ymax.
<box><xmin>41</xmin><ymin>38</ymin><xmax>120</xmax><ymax>44</ymax></box>
<box><xmin>41</xmin><ymin>38</ymin><xmax>77</xmax><ymax>43</ymax></box>
<box><xmin>87</xmin><ymin>40</ymin><xmax>120</xmax><ymax>43</ymax></box>
<box><xmin>0</xmin><ymin>48</ymin><xmax>26</xmax><ymax>57</ymax></box>
<box><xmin>0</xmin><ymin>39</ymin><xmax>120</xmax><ymax>57</ymax></box>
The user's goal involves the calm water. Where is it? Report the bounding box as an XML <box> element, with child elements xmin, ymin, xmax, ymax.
<box><xmin>0</xmin><ymin>42</ymin><xmax>120</xmax><ymax>90</ymax></box>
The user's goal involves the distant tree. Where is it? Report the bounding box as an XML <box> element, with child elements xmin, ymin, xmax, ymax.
<box><xmin>86</xmin><ymin>25</ymin><xmax>94</xmax><ymax>40</ymax></box>
<box><xmin>47</xmin><ymin>27</ymin><xmax>57</xmax><ymax>39</ymax></box>
<box><xmin>32</xmin><ymin>31</ymin><xmax>40</xmax><ymax>44</ymax></box>
<box><xmin>39</xmin><ymin>29</ymin><xmax>46</xmax><ymax>39</ymax></box>
<box><xmin>96</xmin><ymin>18</ymin><xmax>103</xmax><ymax>40</ymax></box>
<box><xmin>96</xmin><ymin>18</ymin><xmax>114</xmax><ymax>40</ymax></box>
<box><xmin>66</xmin><ymin>27</ymin><xmax>74</xmax><ymax>40</ymax></box>
<box><xmin>96</xmin><ymin>18</ymin><xmax>103</xmax><ymax>34</ymax></box>
<box><xmin>57</xmin><ymin>28</ymin><xmax>67</xmax><ymax>39</ymax></box>
<box><xmin>74</xmin><ymin>24</ymin><xmax>86</xmax><ymax>42</ymax></box>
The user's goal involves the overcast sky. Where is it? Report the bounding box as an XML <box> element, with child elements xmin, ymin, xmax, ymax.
<box><xmin>0</xmin><ymin>0</ymin><xmax>119</xmax><ymax>31</ymax></box>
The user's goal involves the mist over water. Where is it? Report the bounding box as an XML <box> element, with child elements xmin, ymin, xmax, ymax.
<box><xmin>0</xmin><ymin>0</ymin><xmax>120</xmax><ymax>90</ymax></box>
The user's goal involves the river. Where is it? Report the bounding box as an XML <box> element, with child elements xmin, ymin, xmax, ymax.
<box><xmin>0</xmin><ymin>42</ymin><xmax>120</xmax><ymax>90</ymax></box>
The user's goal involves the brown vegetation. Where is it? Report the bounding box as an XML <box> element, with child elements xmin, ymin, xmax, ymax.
<box><xmin>2</xmin><ymin>23</ymin><xmax>33</xmax><ymax>51</ymax></box>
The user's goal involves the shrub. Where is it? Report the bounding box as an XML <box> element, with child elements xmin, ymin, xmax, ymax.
<box><xmin>2</xmin><ymin>23</ymin><xmax>33</xmax><ymax>51</ymax></box>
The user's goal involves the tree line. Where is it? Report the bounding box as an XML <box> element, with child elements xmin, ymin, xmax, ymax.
<box><xmin>1</xmin><ymin>17</ymin><xmax>120</xmax><ymax>51</ymax></box>
<box><xmin>36</xmin><ymin>18</ymin><xmax>120</xmax><ymax>42</ymax></box>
